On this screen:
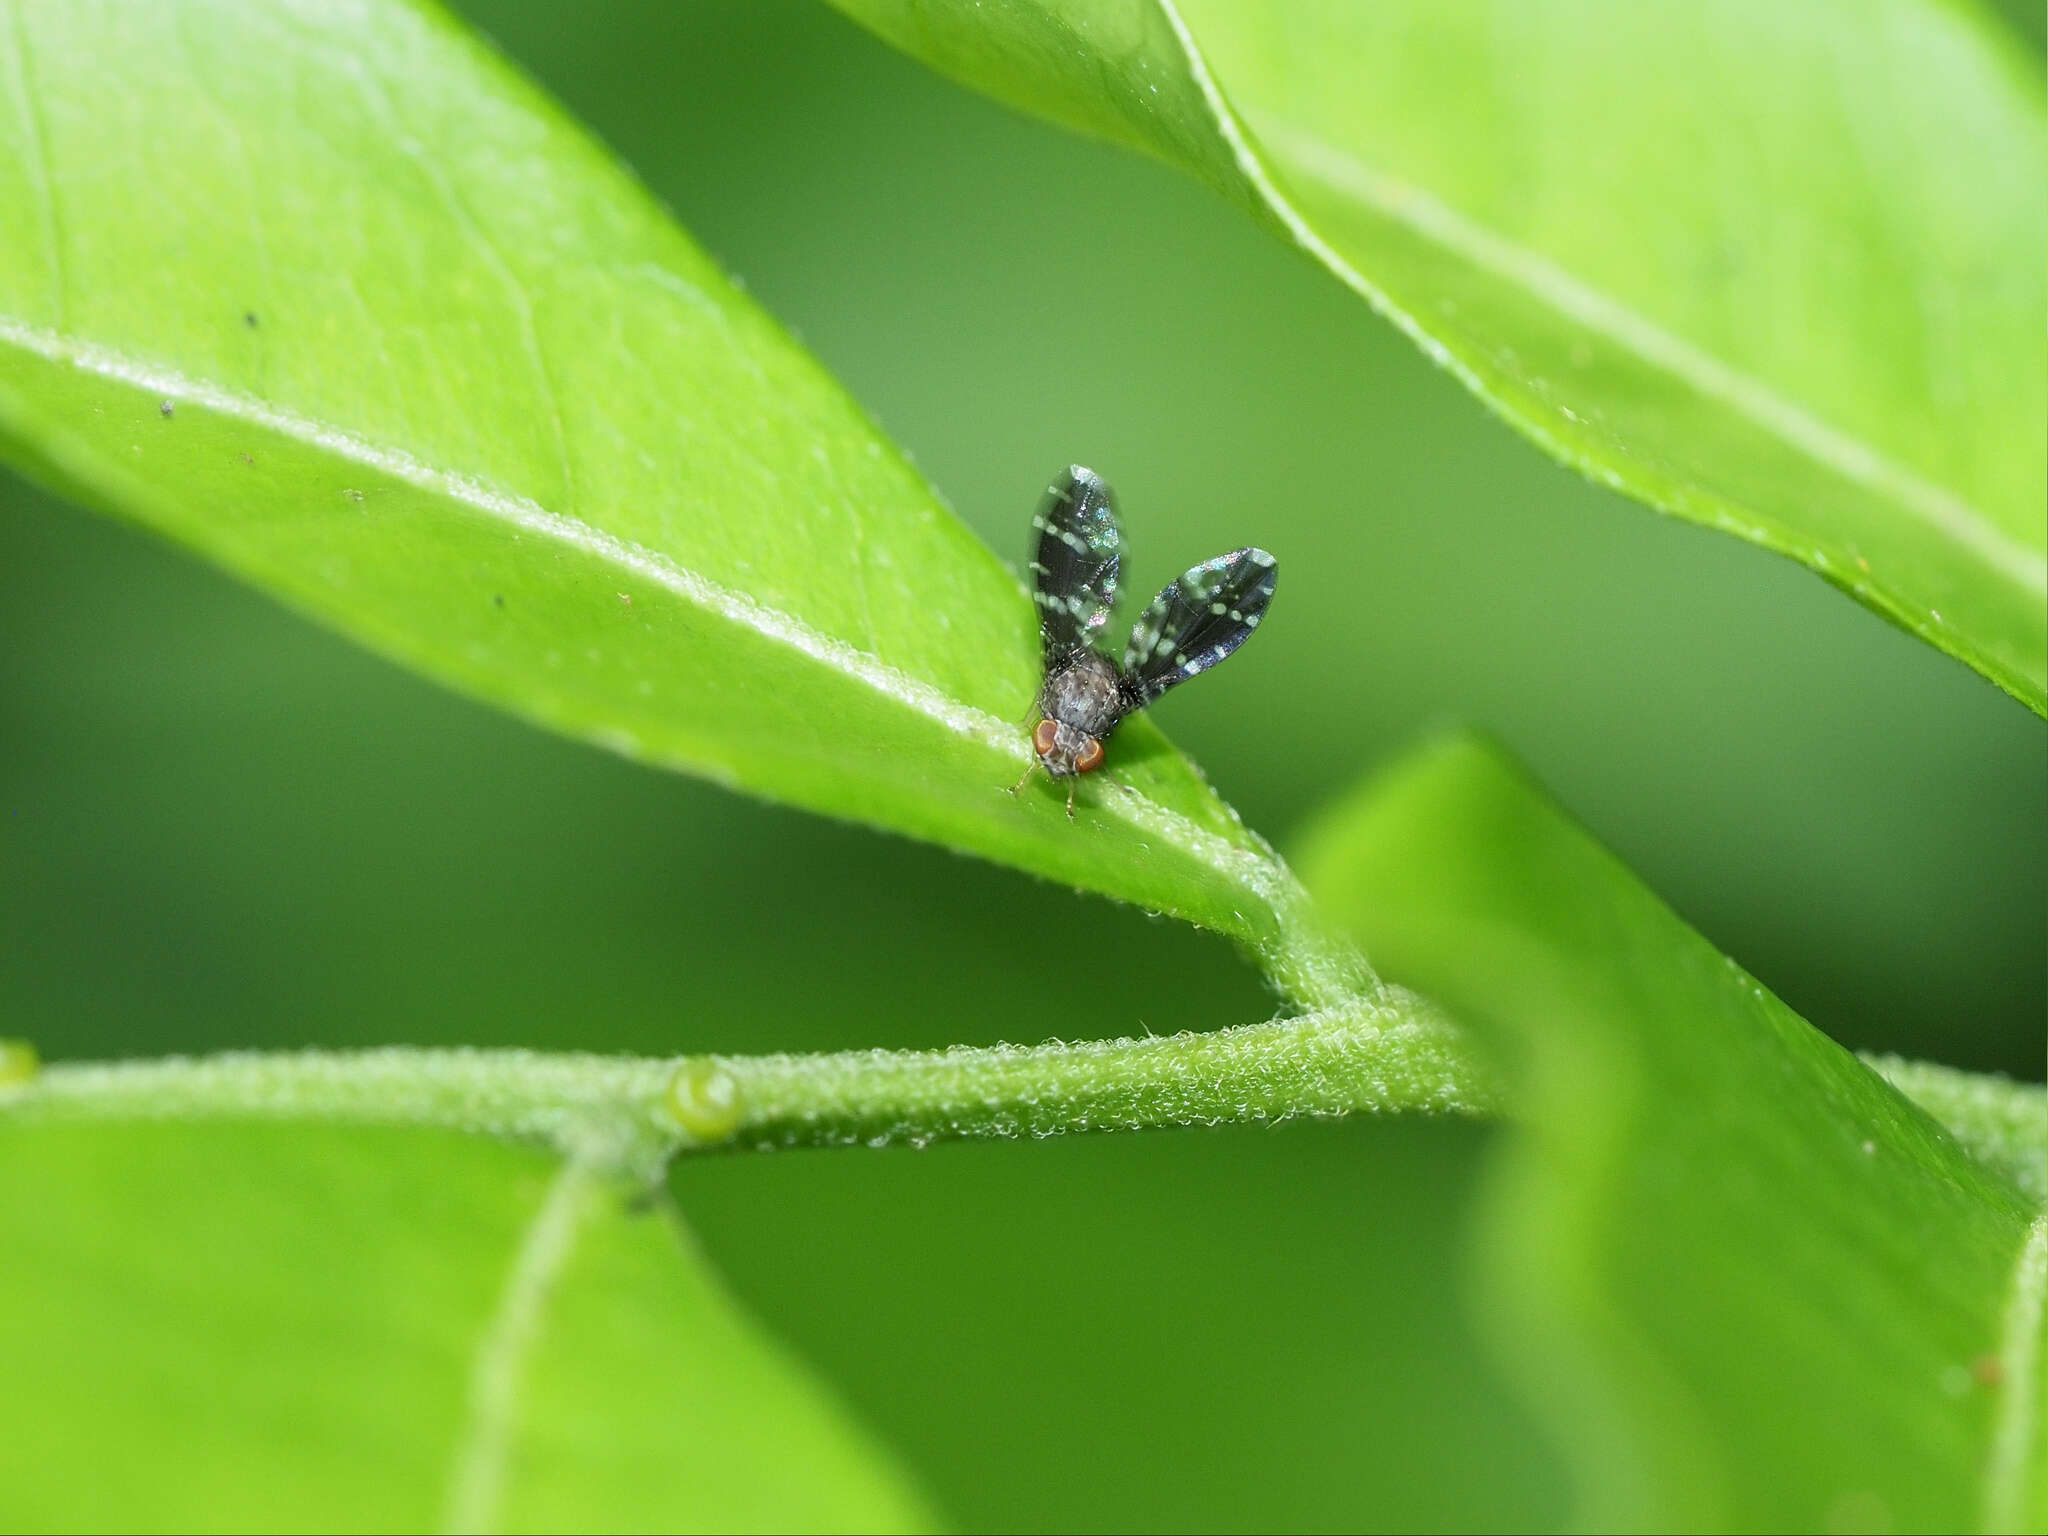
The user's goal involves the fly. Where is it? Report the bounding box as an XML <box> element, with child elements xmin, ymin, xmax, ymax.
<box><xmin>1016</xmin><ymin>464</ymin><xmax>1278</xmax><ymax>817</ymax></box>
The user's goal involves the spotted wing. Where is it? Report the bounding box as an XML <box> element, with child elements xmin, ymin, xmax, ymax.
<box><xmin>1030</xmin><ymin>466</ymin><xmax>1123</xmax><ymax>660</ymax></box>
<box><xmin>1121</xmin><ymin>548</ymin><xmax>1278</xmax><ymax>706</ymax></box>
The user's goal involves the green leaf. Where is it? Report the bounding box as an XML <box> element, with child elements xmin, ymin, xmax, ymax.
<box><xmin>825</xmin><ymin>0</ymin><xmax>2048</xmax><ymax>713</ymax></box>
<box><xmin>0</xmin><ymin>1121</ymin><xmax>933</xmax><ymax>1532</ymax></box>
<box><xmin>1863</xmin><ymin>1053</ymin><xmax>2048</xmax><ymax>1208</ymax></box>
<box><xmin>0</xmin><ymin>0</ymin><xmax>1341</xmax><ymax>987</ymax></box>
<box><xmin>1294</xmin><ymin>735</ymin><xmax>2044</xmax><ymax>1530</ymax></box>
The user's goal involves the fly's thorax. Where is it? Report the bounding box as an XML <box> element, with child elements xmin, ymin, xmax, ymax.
<box><xmin>1040</xmin><ymin>650</ymin><xmax>1125</xmax><ymax>738</ymax></box>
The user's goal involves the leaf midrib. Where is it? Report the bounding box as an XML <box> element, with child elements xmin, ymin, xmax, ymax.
<box><xmin>1253</xmin><ymin>123</ymin><xmax>2045</xmax><ymax>596</ymax></box>
<box><xmin>1981</xmin><ymin>1212</ymin><xmax>2046</xmax><ymax>1534</ymax></box>
<box><xmin>441</xmin><ymin>1151</ymin><xmax>600</xmax><ymax>1536</ymax></box>
<box><xmin>0</xmin><ymin>312</ymin><xmax>1306</xmax><ymax>943</ymax></box>
<box><xmin>1147</xmin><ymin>0</ymin><xmax>2045</xmax><ymax>603</ymax></box>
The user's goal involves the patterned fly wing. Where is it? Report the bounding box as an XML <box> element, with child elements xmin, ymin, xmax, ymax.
<box><xmin>1121</xmin><ymin>547</ymin><xmax>1278</xmax><ymax>706</ymax></box>
<box><xmin>1030</xmin><ymin>466</ymin><xmax>1123</xmax><ymax>660</ymax></box>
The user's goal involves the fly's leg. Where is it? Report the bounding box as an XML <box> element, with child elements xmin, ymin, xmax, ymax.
<box><xmin>1065</xmin><ymin>781</ymin><xmax>1077</xmax><ymax>821</ymax></box>
<box><xmin>1008</xmin><ymin>760</ymin><xmax>1037</xmax><ymax>797</ymax></box>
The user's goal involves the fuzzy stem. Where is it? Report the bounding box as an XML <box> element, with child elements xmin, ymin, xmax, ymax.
<box><xmin>0</xmin><ymin>989</ymin><xmax>1498</xmax><ymax>1173</ymax></box>
<box><xmin>709</xmin><ymin>985</ymin><xmax>1493</xmax><ymax>1150</ymax></box>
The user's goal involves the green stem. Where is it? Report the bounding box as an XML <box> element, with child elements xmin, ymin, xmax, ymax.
<box><xmin>6</xmin><ymin>1030</ymin><xmax>2036</xmax><ymax>1198</ymax></box>
<box><xmin>1248</xmin><ymin>865</ymin><xmax>1383</xmax><ymax>1011</ymax></box>
<box><xmin>0</xmin><ymin>989</ymin><xmax>1499</xmax><ymax>1174</ymax></box>
<box><xmin>712</xmin><ymin>985</ymin><xmax>1494</xmax><ymax>1150</ymax></box>
<box><xmin>1080</xmin><ymin>777</ymin><xmax>1377</xmax><ymax>1012</ymax></box>
<box><xmin>5</xmin><ymin>1047</ymin><xmax>680</xmax><ymax>1172</ymax></box>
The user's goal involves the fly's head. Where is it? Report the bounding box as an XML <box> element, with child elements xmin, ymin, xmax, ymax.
<box><xmin>1031</xmin><ymin>715</ymin><xmax>1107</xmax><ymax>778</ymax></box>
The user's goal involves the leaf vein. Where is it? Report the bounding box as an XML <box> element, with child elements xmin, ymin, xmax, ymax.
<box><xmin>1982</xmin><ymin>1212</ymin><xmax>2046</xmax><ymax>1534</ymax></box>
<box><xmin>0</xmin><ymin>316</ymin><xmax>1325</xmax><ymax>970</ymax></box>
<box><xmin>342</xmin><ymin>52</ymin><xmax>577</xmax><ymax>513</ymax></box>
<box><xmin>1</xmin><ymin>0</ymin><xmax>66</xmax><ymax>324</ymax></box>
<box><xmin>441</xmin><ymin>1149</ymin><xmax>601</xmax><ymax>1535</ymax></box>
<box><xmin>167</xmin><ymin>10</ymin><xmax>278</xmax><ymax>356</ymax></box>
<box><xmin>1148</xmin><ymin>0</ymin><xmax>2045</xmax><ymax>600</ymax></box>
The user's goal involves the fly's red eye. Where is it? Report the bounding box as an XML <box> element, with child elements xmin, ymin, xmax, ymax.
<box><xmin>1073</xmin><ymin>737</ymin><xmax>1106</xmax><ymax>773</ymax></box>
<box><xmin>1032</xmin><ymin>718</ymin><xmax>1061</xmax><ymax>756</ymax></box>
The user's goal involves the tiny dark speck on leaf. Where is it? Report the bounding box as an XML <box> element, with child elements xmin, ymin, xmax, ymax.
<box><xmin>493</xmin><ymin>594</ymin><xmax>506</xmax><ymax>608</ymax></box>
<box><xmin>243</xmin><ymin>311</ymin><xmax>258</xmax><ymax>328</ymax></box>
<box><xmin>158</xmin><ymin>399</ymin><xmax>174</xmax><ymax>417</ymax></box>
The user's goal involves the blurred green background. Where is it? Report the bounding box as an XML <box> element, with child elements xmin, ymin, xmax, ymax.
<box><xmin>0</xmin><ymin>0</ymin><xmax>2039</xmax><ymax>1528</ymax></box>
